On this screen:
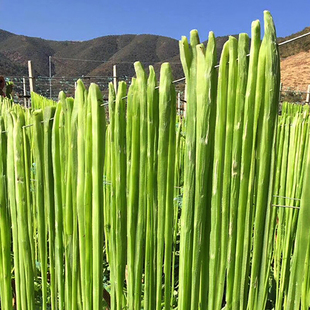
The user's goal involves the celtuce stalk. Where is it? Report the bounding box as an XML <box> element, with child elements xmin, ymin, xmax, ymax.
<box><xmin>90</xmin><ymin>83</ymin><xmax>106</xmax><ymax>310</ymax></box>
<box><xmin>247</xmin><ymin>11</ymin><xmax>280</xmax><ymax>310</ymax></box>
<box><xmin>113</xmin><ymin>81</ymin><xmax>127</xmax><ymax>310</ymax></box>
<box><xmin>33</xmin><ymin>110</ymin><xmax>47</xmax><ymax>310</ymax></box>
<box><xmin>76</xmin><ymin>80</ymin><xmax>87</xmax><ymax>308</ymax></box>
<box><xmin>52</xmin><ymin>102</ymin><xmax>65</xmax><ymax>310</ymax></box>
<box><xmin>84</xmin><ymin>85</ymin><xmax>93</xmax><ymax>310</ymax></box>
<box><xmin>227</xmin><ymin>32</ymin><xmax>249</xmax><ymax>305</ymax></box>
<box><xmin>70</xmin><ymin>86</ymin><xmax>80</xmax><ymax>310</ymax></box>
<box><xmin>43</xmin><ymin>106</ymin><xmax>56</xmax><ymax>310</ymax></box>
<box><xmin>156</xmin><ymin>62</ymin><xmax>173</xmax><ymax>310</ymax></box>
<box><xmin>190</xmin><ymin>32</ymin><xmax>217</xmax><ymax>310</ymax></box>
<box><xmin>178</xmin><ymin>30</ymin><xmax>200</xmax><ymax>310</ymax></box>
<box><xmin>286</xmin><ymin>133</ymin><xmax>310</xmax><ymax>309</ymax></box>
<box><xmin>134</xmin><ymin>61</ymin><xmax>147</xmax><ymax>310</ymax></box>
<box><xmin>126</xmin><ymin>78</ymin><xmax>139</xmax><ymax>310</ymax></box>
<box><xmin>108</xmin><ymin>82</ymin><xmax>117</xmax><ymax>309</ymax></box>
<box><xmin>0</xmin><ymin>116</ymin><xmax>12</xmax><ymax>310</ymax></box>
<box><xmin>233</xmin><ymin>21</ymin><xmax>260</xmax><ymax>310</ymax></box>
<box><xmin>221</xmin><ymin>35</ymin><xmax>238</xmax><ymax>309</ymax></box>
<box><xmin>144</xmin><ymin>66</ymin><xmax>158</xmax><ymax>310</ymax></box>
<box><xmin>208</xmin><ymin>40</ymin><xmax>229</xmax><ymax>310</ymax></box>
<box><xmin>161</xmin><ymin>63</ymin><xmax>176</xmax><ymax>310</ymax></box>
<box><xmin>14</xmin><ymin>109</ymin><xmax>35</xmax><ymax>310</ymax></box>
<box><xmin>6</xmin><ymin>112</ymin><xmax>22</xmax><ymax>310</ymax></box>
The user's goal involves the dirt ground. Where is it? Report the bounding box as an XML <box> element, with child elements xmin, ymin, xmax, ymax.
<box><xmin>281</xmin><ymin>51</ymin><xmax>310</xmax><ymax>92</ymax></box>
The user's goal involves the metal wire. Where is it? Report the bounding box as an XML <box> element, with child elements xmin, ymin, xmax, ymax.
<box><xmin>52</xmin><ymin>57</ymin><xmax>107</xmax><ymax>63</ymax></box>
<box><xmin>8</xmin><ymin>30</ymin><xmax>310</xmax><ymax>91</ymax></box>
<box><xmin>172</xmin><ymin>77</ymin><xmax>186</xmax><ymax>84</ymax></box>
<box><xmin>22</xmin><ymin>124</ymin><xmax>33</xmax><ymax>129</ymax></box>
<box><xmin>20</xmin><ymin>117</ymin><xmax>55</xmax><ymax>129</ymax></box>
<box><xmin>100</xmin><ymin>95</ymin><xmax>128</xmax><ymax>107</ymax></box>
<box><xmin>273</xmin><ymin>195</ymin><xmax>301</xmax><ymax>201</ymax></box>
<box><xmin>52</xmin><ymin>56</ymin><xmax>183</xmax><ymax>65</ymax></box>
<box><xmin>278</xmin><ymin>31</ymin><xmax>310</xmax><ymax>46</ymax></box>
<box><xmin>168</xmin><ymin>31</ymin><xmax>310</xmax><ymax>84</ymax></box>
<box><xmin>271</xmin><ymin>204</ymin><xmax>300</xmax><ymax>210</ymax></box>
<box><xmin>5</xmin><ymin>29</ymin><xmax>310</xmax><ymax>131</ymax></box>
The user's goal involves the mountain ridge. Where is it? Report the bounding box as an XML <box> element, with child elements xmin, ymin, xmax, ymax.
<box><xmin>0</xmin><ymin>26</ymin><xmax>310</xmax><ymax>99</ymax></box>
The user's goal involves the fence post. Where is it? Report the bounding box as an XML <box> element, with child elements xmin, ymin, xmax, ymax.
<box><xmin>49</xmin><ymin>56</ymin><xmax>52</xmax><ymax>99</ymax></box>
<box><xmin>306</xmin><ymin>85</ymin><xmax>310</xmax><ymax>104</ymax></box>
<box><xmin>279</xmin><ymin>82</ymin><xmax>283</xmax><ymax>103</ymax></box>
<box><xmin>113</xmin><ymin>64</ymin><xmax>118</xmax><ymax>93</ymax></box>
<box><xmin>28</xmin><ymin>60</ymin><xmax>35</xmax><ymax>96</ymax></box>
<box><xmin>177</xmin><ymin>92</ymin><xmax>181</xmax><ymax>116</ymax></box>
<box><xmin>184</xmin><ymin>82</ymin><xmax>187</xmax><ymax>118</ymax></box>
<box><xmin>22</xmin><ymin>77</ymin><xmax>27</xmax><ymax>107</ymax></box>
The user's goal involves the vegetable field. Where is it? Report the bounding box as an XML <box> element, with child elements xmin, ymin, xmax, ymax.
<box><xmin>0</xmin><ymin>11</ymin><xmax>310</xmax><ymax>310</ymax></box>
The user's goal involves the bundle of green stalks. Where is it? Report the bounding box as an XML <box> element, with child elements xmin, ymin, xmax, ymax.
<box><xmin>177</xmin><ymin>10</ymin><xmax>282</xmax><ymax>310</ymax></box>
<box><xmin>1</xmin><ymin>10</ymin><xmax>310</xmax><ymax>310</ymax></box>
<box><xmin>272</xmin><ymin>102</ymin><xmax>310</xmax><ymax>310</ymax></box>
<box><xmin>0</xmin><ymin>85</ymin><xmax>106</xmax><ymax>310</ymax></box>
<box><xmin>31</xmin><ymin>92</ymin><xmax>57</xmax><ymax>110</ymax></box>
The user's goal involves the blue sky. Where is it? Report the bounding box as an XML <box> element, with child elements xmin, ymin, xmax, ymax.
<box><xmin>0</xmin><ymin>0</ymin><xmax>309</xmax><ymax>42</ymax></box>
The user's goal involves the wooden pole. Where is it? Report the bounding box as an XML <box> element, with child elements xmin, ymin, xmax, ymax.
<box><xmin>113</xmin><ymin>64</ymin><xmax>118</xmax><ymax>93</ymax></box>
<box><xmin>184</xmin><ymin>82</ymin><xmax>187</xmax><ymax>118</ymax></box>
<box><xmin>306</xmin><ymin>85</ymin><xmax>310</xmax><ymax>104</ymax></box>
<box><xmin>28</xmin><ymin>60</ymin><xmax>35</xmax><ymax>94</ymax></box>
<box><xmin>49</xmin><ymin>56</ymin><xmax>52</xmax><ymax>99</ymax></box>
<box><xmin>23</xmin><ymin>77</ymin><xmax>27</xmax><ymax>107</ymax></box>
<box><xmin>279</xmin><ymin>82</ymin><xmax>283</xmax><ymax>104</ymax></box>
<box><xmin>177</xmin><ymin>92</ymin><xmax>181</xmax><ymax>116</ymax></box>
